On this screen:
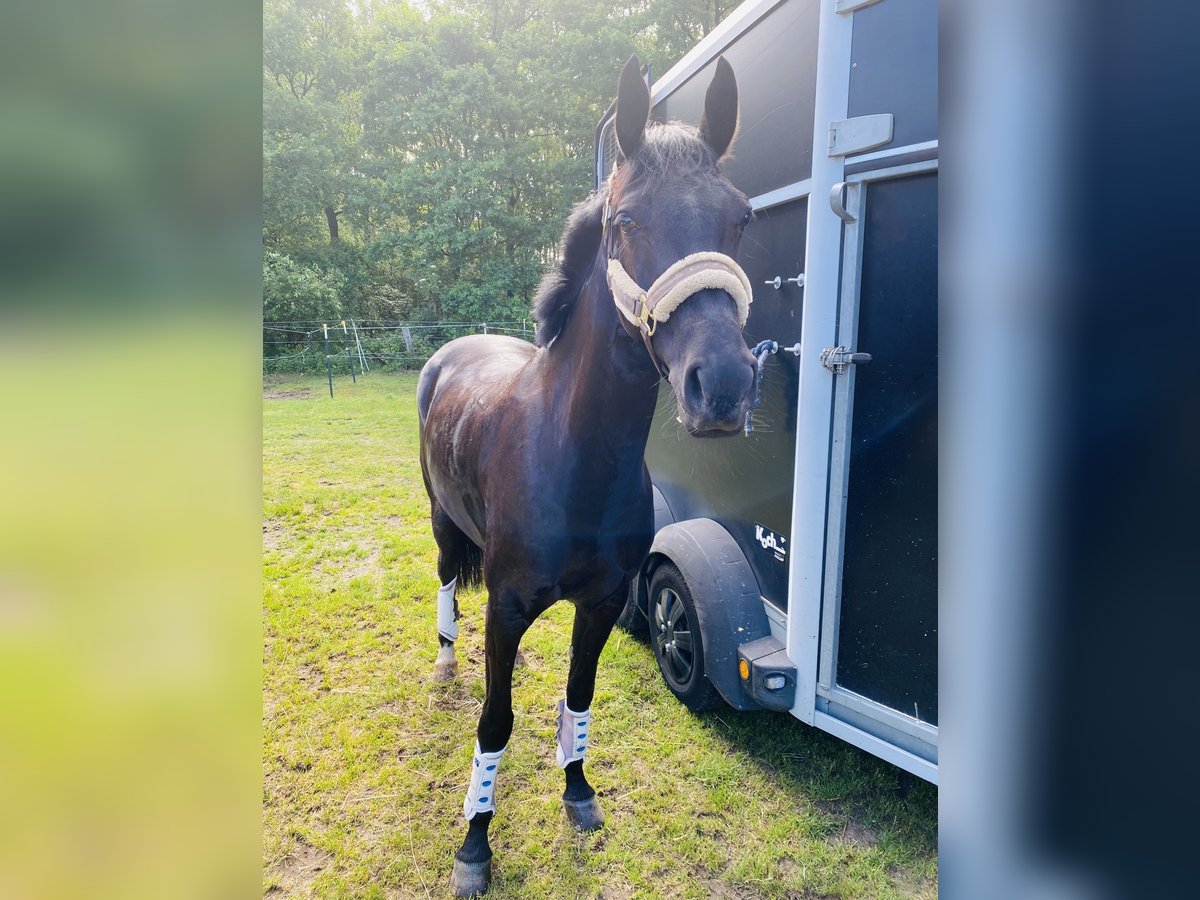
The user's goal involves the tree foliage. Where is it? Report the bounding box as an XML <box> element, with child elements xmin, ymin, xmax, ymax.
<box><xmin>263</xmin><ymin>0</ymin><xmax>734</xmax><ymax>324</ymax></box>
<box><xmin>263</xmin><ymin>250</ymin><xmax>345</xmax><ymax>322</ymax></box>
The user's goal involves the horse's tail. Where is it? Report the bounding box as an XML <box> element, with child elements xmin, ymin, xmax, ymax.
<box><xmin>455</xmin><ymin>537</ymin><xmax>484</xmax><ymax>590</ymax></box>
<box><xmin>431</xmin><ymin>503</ymin><xmax>485</xmax><ymax>591</ymax></box>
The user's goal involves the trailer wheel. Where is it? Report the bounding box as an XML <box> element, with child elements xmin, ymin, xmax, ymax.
<box><xmin>648</xmin><ymin>561</ymin><xmax>721</xmax><ymax>711</ymax></box>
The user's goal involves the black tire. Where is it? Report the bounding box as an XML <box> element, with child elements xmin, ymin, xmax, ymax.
<box><xmin>647</xmin><ymin>561</ymin><xmax>721</xmax><ymax>712</ymax></box>
<box><xmin>615</xmin><ymin>579</ymin><xmax>648</xmax><ymax>640</ymax></box>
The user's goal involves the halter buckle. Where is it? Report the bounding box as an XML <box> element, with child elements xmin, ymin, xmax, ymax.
<box><xmin>635</xmin><ymin>295</ymin><xmax>656</xmax><ymax>336</ymax></box>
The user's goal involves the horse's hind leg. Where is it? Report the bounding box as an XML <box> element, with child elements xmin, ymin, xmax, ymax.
<box><xmin>557</xmin><ymin>583</ymin><xmax>626</xmax><ymax>832</ymax></box>
<box><xmin>431</xmin><ymin>506</ymin><xmax>475</xmax><ymax>682</ymax></box>
<box><xmin>451</xmin><ymin>587</ymin><xmax>530</xmax><ymax>896</ymax></box>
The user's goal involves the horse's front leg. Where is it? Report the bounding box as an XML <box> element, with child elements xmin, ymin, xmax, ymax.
<box><xmin>451</xmin><ymin>587</ymin><xmax>530</xmax><ymax>898</ymax></box>
<box><xmin>557</xmin><ymin>582</ymin><xmax>627</xmax><ymax>831</ymax></box>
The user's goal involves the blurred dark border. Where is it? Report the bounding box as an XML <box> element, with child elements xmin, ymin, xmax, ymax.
<box><xmin>944</xmin><ymin>1</ymin><xmax>1200</xmax><ymax>897</ymax></box>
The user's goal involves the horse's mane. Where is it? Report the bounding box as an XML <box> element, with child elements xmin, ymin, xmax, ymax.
<box><xmin>532</xmin><ymin>191</ymin><xmax>605</xmax><ymax>347</ymax></box>
<box><xmin>531</xmin><ymin>123</ymin><xmax>718</xmax><ymax>348</ymax></box>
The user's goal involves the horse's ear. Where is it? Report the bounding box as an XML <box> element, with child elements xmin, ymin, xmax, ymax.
<box><xmin>615</xmin><ymin>54</ymin><xmax>649</xmax><ymax>159</ymax></box>
<box><xmin>699</xmin><ymin>56</ymin><xmax>739</xmax><ymax>160</ymax></box>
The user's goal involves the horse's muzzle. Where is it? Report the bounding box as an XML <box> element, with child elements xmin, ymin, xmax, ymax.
<box><xmin>676</xmin><ymin>350</ymin><xmax>756</xmax><ymax>436</ymax></box>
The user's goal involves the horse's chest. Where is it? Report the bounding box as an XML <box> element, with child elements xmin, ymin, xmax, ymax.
<box><xmin>493</xmin><ymin>479</ymin><xmax>651</xmax><ymax>603</ymax></box>
<box><xmin>559</xmin><ymin>488</ymin><xmax>652</xmax><ymax>580</ymax></box>
<box><xmin>557</xmin><ymin>531</ymin><xmax>646</xmax><ymax>602</ymax></box>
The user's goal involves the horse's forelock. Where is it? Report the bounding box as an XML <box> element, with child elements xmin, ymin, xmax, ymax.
<box><xmin>626</xmin><ymin>122</ymin><xmax>718</xmax><ymax>177</ymax></box>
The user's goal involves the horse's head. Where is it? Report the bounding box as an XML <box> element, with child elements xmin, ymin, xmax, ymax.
<box><xmin>606</xmin><ymin>55</ymin><xmax>757</xmax><ymax>437</ymax></box>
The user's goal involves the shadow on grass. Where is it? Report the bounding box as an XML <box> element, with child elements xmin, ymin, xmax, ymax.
<box><xmin>617</xmin><ymin>618</ymin><xmax>935</xmax><ymax>864</ymax></box>
<box><xmin>694</xmin><ymin>705</ymin><xmax>936</xmax><ymax>858</ymax></box>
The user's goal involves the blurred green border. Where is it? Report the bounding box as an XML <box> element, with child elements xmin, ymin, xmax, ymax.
<box><xmin>0</xmin><ymin>2</ymin><xmax>263</xmax><ymax>897</ymax></box>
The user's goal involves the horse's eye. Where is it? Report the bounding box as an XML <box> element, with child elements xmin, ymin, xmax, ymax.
<box><xmin>740</xmin><ymin>208</ymin><xmax>754</xmax><ymax>228</ymax></box>
<box><xmin>616</xmin><ymin>213</ymin><xmax>637</xmax><ymax>231</ymax></box>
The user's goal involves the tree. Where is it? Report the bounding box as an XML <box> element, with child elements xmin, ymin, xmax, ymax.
<box><xmin>263</xmin><ymin>250</ymin><xmax>345</xmax><ymax>322</ymax></box>
<box><xmin>263</xmin><ymin>0</ymin><xmax>738</xmax><ymax>325</ymax></box>
<box><xmin>264</xmin><ymin>0</ymin><xmax>364</xmax><ymax>250</ymax></box>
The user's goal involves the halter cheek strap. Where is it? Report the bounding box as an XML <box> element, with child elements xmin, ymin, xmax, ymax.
<box><xmin>602</xmin><ymin>196</ymin><xmax>754</xmax><ymax>375</ymax></box>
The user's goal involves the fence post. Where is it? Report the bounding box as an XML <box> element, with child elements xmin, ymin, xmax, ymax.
<box><xmin>323</xmin><ymin>323</ymin><xmax>333</xmax><ymax>397</ymax></box>
<box><xmin>341</xmin><ymin>320</ymin><xmax>356</xmax><ymax>383</ymax></box>
<box><xmin>351</xmin><ymin>319</ymin><xmax>369</xmax><ymax>373</ymax></box>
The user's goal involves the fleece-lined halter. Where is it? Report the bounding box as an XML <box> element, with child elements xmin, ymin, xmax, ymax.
<box><xmin>602</xmin><ymin>195</ymin><xmax>753</xmax><ymax>376</ymax></box>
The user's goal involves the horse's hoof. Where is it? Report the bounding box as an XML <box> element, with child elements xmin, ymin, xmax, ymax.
<box><xmin>450</xmin><ymin>856</ymin><xmax>491</xmax><ymax>897</ymax></box>
<box><xmin>433</xmin><ymin>660</ymin><xmax>458</xmax><ymax>682</ymax></box>
<box><xmin>563</xmin><ymin>796</ymin><xmax>605</xmax><ymax>832</ymax></box>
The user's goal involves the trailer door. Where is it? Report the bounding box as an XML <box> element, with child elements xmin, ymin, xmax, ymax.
<box><xmin>787</xmin><ymin>0</ymin><xmax>938</xmax><ymax>781</ymax></box>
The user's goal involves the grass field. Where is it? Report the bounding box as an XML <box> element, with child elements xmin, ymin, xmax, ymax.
<box><xmin>263</xmin><ymin>372</ymin><xmax>938</xmax><ymax>899</ymax></box>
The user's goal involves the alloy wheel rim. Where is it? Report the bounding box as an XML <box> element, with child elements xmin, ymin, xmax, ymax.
<box><xmin>653</xmin><ymin>586</ymin><xmax>696</xmax><ymax>689</ymax></box>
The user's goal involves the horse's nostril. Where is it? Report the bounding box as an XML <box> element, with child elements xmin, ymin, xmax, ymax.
<box><xmin>684</xmin><ymin>364</ymin><xmax>705</xmax><ymax>409</ymax></box>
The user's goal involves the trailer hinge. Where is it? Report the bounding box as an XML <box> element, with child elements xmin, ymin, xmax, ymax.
<box><xmin>821</xmin><ymin>346</ymin><xmax>873</xmax><ymax>374</ymax></box>
<box><xmin>827</xmin><ymin>113</ymin><xmax>893</xmax><ymax>157</ymax></box>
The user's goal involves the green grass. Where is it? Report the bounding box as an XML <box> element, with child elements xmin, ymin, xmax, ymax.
<box><xmin>263</xmin><ymin>372</ymin><xmax>937</xmax><ymax>898</ymax></box>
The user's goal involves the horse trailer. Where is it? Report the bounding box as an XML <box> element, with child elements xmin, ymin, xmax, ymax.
<box><xmin>602</xmin><ymin>0</ymin><xmax>938</xmax><ymax>783</ymax></box>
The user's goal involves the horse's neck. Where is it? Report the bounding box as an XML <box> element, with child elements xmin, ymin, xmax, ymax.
<box><xmin>544</xmin><ymin>265</ymin><xmax>660</xmax><ymax>463</ymax></box>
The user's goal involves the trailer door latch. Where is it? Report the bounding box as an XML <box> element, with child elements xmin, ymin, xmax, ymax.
<box><xmin>821</xmin><ymin>346</ymin><xmax>873</xmax><ymax>374</ymax></box>
<box><xmin>827</xmin><ymin>113</ymin><xmax>893</xmax><ymax>157</ymax></box>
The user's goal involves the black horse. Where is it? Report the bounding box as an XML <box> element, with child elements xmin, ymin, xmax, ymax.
<box><xmin>417</xmin><ymin>55</ymin><xmax>757</xmax><ymax>896</ymax></box>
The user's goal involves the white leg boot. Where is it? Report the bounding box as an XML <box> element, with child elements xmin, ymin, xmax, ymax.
<box><xmin>555</xmin><ymin>699</ymin><xmax>591</xmax><ymax>768</ymax></box>
<box><xmin>434</xmin><ymin>578</ymin><xmax>459</xmax><ymax>681</ymax></box>
<box><xmin>463</xmin><ymin>741</ymin><xmax>506</xmax><ymax>820</ymax></box>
